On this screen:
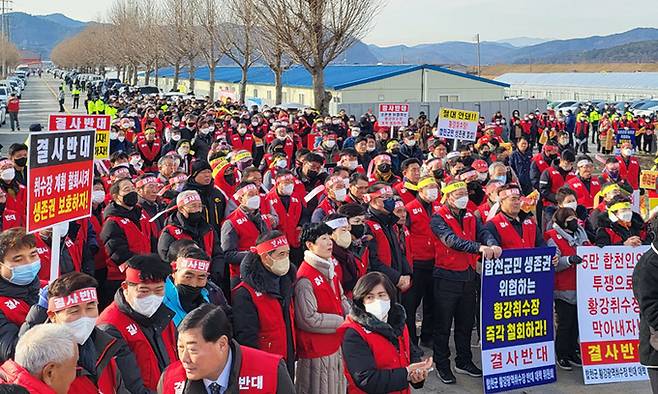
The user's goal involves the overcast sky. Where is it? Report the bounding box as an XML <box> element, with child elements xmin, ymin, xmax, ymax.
<box><xmin>15</xmin><ymin>0</ymin><xmax>658</xmax><ymax>46</ymax></box>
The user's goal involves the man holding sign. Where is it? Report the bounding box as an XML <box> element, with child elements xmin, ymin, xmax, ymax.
<box><xmin>430</xmin><ymin>180</ymin><xmax>501</xmax><ymax>384</ymax></box>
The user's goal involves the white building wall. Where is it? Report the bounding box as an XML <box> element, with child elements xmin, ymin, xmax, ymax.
<box><xmin>507</xmin><ymin>84</ymin><xmax>658</xmax><ymax>101</ymax></box>
<box><xmin>424</xmin><ymin>70</ymin><xmax>506</xmax><ymax>101</ymax></box>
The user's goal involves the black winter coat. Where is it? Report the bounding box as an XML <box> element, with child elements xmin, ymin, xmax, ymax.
<box><xmin>0</xmin><ymin>276</ymin><xmax>39</xmax><ymax>362</ymax></box>
<box><xmin>633</xmin><ymin>243</ymin><xmax>658</xmax><ymax>366</ymax></box>
<box><xmin>101</xmin><ymin>202</ymin><xmax>146</xmax><ymax>269</ymax></box>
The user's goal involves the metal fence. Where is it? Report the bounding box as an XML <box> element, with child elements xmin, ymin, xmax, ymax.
<box><xmin>337</xmin><ymin>99</ymin><xmax>548</xmax><ymax>122</ymax></box>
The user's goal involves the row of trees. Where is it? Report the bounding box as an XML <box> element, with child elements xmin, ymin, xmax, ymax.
<box><xmin>50</xmin><ymin>0</ymin><xmax>382</xmax><ymax>113</ymax></box>
<box><xmin>0</xmin><ymin>35</ymin><xmax>21</xmax><ymax>78</ymax></box>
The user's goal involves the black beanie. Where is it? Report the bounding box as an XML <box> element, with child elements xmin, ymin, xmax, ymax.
<box><xmin>191</xmin><ymin>159</ymin><xmax>212</xmax><ymax>178</ymax></box>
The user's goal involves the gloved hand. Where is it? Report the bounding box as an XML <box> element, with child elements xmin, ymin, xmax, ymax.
<box><xmin>568</xmin><ymin>255</ymin><xmax>583</xmax><ymax>265</ymax></box>
<box><xmin>38</xmin><ymin>285</ymin><xmax>49</xmax><ymax>309</ymax></box>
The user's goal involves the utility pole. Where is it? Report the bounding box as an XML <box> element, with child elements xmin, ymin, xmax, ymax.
<box><xmin>476</xmin><ymin>33</ymin><xmax>481</xmax><ymax>77</ymax></box>
<box><xmin>0</xmin><ymin>0</ymin><xmax>13</xmax><ymax>78</ymax></box>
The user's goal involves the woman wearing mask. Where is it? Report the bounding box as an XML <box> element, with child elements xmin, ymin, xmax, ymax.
<box><xmin>595</xmin><ymin>195</ymin><xmax>651</xmax><ymax>247</ymax></box>
<box><xmin>294</xmin><ymin>222</ymin><xmax>350</xmax><ymax>394</ymax></box>
<box><xmin>175</xmin><ymin>140</ymin><xmax>194</xmax><ymax>174</ymax></box>
<box><xmin>339</xmin><ymin>272</ymin><xmax>432</xmax><ymax>393</ymax></box>
<box><xmin>109</xmin><ymin>127</ymin><xmax>134</xmax><ymax>155</ymax></box>
<box><xmin>337</xmin><ymin>204</ymin><xmax>370</xmax><ymax>289</ymax></box>
<box><xmin>509</xmin><ymin>137</ymin><xmax>533</xmax><ymax>195</ymax></box>
<box><xmin>325</xmin><ymin>214</ymin><xmax>362</xmax><ymax>298</ymax></box>
<box><xmin>232</xmin><ymin>231</ymin><xmax>297</xmax><ymax>377</ymax></box>
<box><xmin>545</xmin><ymin>208</ymin><xmax>589</xmax><ymax>370</ymax></box>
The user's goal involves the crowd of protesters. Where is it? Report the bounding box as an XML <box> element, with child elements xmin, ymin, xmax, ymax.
<box><xmin>1</xmin><ymin>73</ymin><xmax>658</xmax><ymax>394</ymax></box>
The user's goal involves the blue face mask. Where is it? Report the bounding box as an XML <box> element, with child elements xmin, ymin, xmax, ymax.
<box><xmin>4</xmin><ymin>259</ymin><xmax>40</xmax><ymax>286</ymax></box>
<box><xmin>494</xmin><ymin>175</ymin><xmax>507</xmax><ymax>184</ymax></box>
<box><xmin>383</xmin><ymin>198</ymin><xmax>396</xmax><ymax>214</ymax></box>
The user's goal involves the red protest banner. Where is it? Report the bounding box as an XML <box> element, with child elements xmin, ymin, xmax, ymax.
<box><xmin>48</xmin><ymin>114</ymin><xmax>111</xmax><ymax>160</ymax></box>
<box><xmin>27</xmin><ymin>129</ymin><xmax>96</xmax><ymax>233</ymax></box>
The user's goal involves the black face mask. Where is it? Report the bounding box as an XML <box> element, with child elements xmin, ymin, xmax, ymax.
<box><xmin>187</xmin><ymin>211</ymin><xmax>203</xmax><ymax>224</ymax></box>
<box><xmin>224</xmin><ymin>172</ymin><xmax>236</xmax><ymax>185</ymax></box>
<box><xmin>565</xmin><ymin>219</ymin><xmax>579</xmax><ymax>232</ymax></box>
<box><xmin>433</xmin><ymin>169</ymin><xmax>445</xmax><ymax>180</ymax></box>
<box><xmin>391</xmin><ymin>148</ymin><xmax>400</xmax><ymax>155</ymax></box>
<box><xmin>177</xmin><ymin>283</ymin><xmax>203</xmax><ymax>303</ymax></box>
<box><xmin>377</xmin><ymin>163</ymin><xmax>391</xmax><ymax>174</ymax></box>
<box><xmin>350</xmin><ymin>224</ymin><xmax>365</xmax><ymax>239</ymax></box>
<box><xmin>14</xmin><ymin>157</ymin><xmax>27</xmax><ymax>167</ymax></box>
<box><xmin>480</xmin><ymin>151</ymin><xmax>491</xmax><ymax>158</ymax></box>
<box><xmin>306</xmin><ymin>170</ymin><xmax>319</xmax><ymax>180</ymax></box>
<box><xmin>122</xmin><ymin>191</ymin><xmax>138</xmax><ymax>207</ymax></box>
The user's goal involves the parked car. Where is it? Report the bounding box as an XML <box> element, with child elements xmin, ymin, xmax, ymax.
<box><xmin>0</xmin><ymin>87</ymin><xmax>8</xmax><ymax>105</ymax></box>
<box><xmin>0</xmin><ymin>102</ymin><xmax>6</xmax><ymax>127</ymax></box>
<box><xmin>137</xmin><ymin>85</ymin><xmax>162</xmax><ymax>96</ymax></box>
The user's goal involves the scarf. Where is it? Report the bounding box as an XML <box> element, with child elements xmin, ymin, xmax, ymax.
<box><xmin>552</xmin><ymin>223</ymin><xmax>588</xmax><ymax>247</ymax></box>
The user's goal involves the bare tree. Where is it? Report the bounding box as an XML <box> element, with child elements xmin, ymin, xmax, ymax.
<box><xmin>196</xmin><ymin>0</ymin><xmax>224</xmax><ymax>100</ymax></box>
<box><xmin>163</xmin><ymin>0</ymin><xmax>202</xmax><ymax>92</ymax></box>
<box><xmin>219</xmin><ymin>0</ymin><xmax>261</xmax><ymax>103</ymax></box>
<box><xmin>254</xmin><ymin>27</ymin><xmax>292</xmax><ymax>105</ymax></box>
<box><xmin>252</xmin><ymin>0</ymin><xmax>384</xmax><ymax>113</ymax></box>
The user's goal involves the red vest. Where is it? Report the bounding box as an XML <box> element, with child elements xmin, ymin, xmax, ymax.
<box><xmin>317</xmin><ymin>197</ymin><xmax>339</xmax><ymax>216</ymax></box>
<box><xmin>392</xmin><ymin>182</ymin><xmax>416</xmax><ymax>206</ymax></box>
<box><xmin>617</xmin><ymin>156</ymin><xmax>640</xmax><ymax>190</ymax></box>
<box><xmin>104</xmin><ymin>216</ymin><xmax>151</xmax><ymax>280</ymax></box>
<box><xmin>90</xmin><ymin>214</ymin><xmax>109</xmax><ymax>271</ymax></box>
<box><xmin>136</xmin><ymin>140</ymin><xmax>162</xmax><ymax>170</ymax></box>
<box><xmin>160</xmin><ymin>345</ymin><xmax>281</xmax><ymax>394</ymax></box>
<box><xmin>162</xmin><ymin>224</ymin><xmax>214</xmax><ymax>260</ymax></box>
<box><xmin>0</xmin><ymin>296</ymin><xmax>30</xmax><ymax>325</ymax></box>
<box><xmin>434</xmin><ymin>205</ymin><xmax>478</xmax><ymax>271</ymax></box>
<box><xmin>295</xmin><ymin>262</ymin><xmax>344</xmax><ymax>358</ymax></box>
<box><xmin>36</xmin><ymin>236</ymin><xmax>82</xmax><ymax>281</ymax></box>
<box><xmin>566</xmin><ymin>177</ymin><xmax>601</xmax><ymax>210</ymax></box>
<box><xmin>542</xmin><ymin>167</ymin><xmax>575</xmax><ymax>206</ymax></box>
<box><xmin>544</xmin><ymin>229</ymin><xmax>578</xmax><ymax>291</ymax></box>
<box><xmin>1</xmin><ymin>208</ymin><xmax>20</xmax><ymax>230</ymax></box>
<box><xmin>97</xmin><ymin>302</ymin><xmax>178</xmax><ymax>390</ymax></box>
<box><xmin>406</xmin><ymin>198</ymin><xmax>441</xmax><ymax>262</ymax></box>
<box><xmin>226</xmin><ymin>209</ymin><xmax>273</xmax><ymax>279</ymax></box>
<box><xmin>4</xmin><ymin>183</ymin><xmax>26</xmax><ymax>226</ymax></box>
<box><xmin>366</xmin><ymin>220</ymin><xmax>392</xmax><ymax>267</ymax></box>
<box><xmin>531</xmin><ymin>153</ymin><xmax>550</xmax><ymax>175</ymax></box>
<box><xmin>139</xmin><ymin>208</ymin><xmax>160</xmax><ymax>248</ymax></box>
<box><xmin>491</xmin><ymin>213</ymin><xmax>537</xmax><ymax>249</ymax></box>
<box><xmin>477</xmin><ymin>201</ymin><xmax>493</xmax><ymax>222</ymax></box>
<box><xmin>264</xmin><ymin>189</ymin><xmax>302</xmax><ymax>248</ymax></box>
<box><xmin>338</xmin><ymin>317</ymin><xmax>411</xmax><ymax>394</ymax></box>
<box><xmin>231</xmin><ymin>133</ymin><xmax>255</xmax><ymax>153</ymax></box>
<box><xmin>232</xmin><ymin>282</ymin><xmax>295</xmax><ymax>360</ymax></box>
<box><xmin>0</xmin><ymin>360</ymin><xmax>57</xmax><ymax>393</ymax></box>
<box><xmin>604</xmin><ymin>228</ymin><xmax>624</xmax><ymax>245</ymax></box>
<box><xmin>67</xmin><ymin>348</ymin><xmax>120</xmax><ymax>394</ymax></box>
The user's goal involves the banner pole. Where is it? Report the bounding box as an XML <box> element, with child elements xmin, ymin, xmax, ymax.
<box><xmin>49</xmin><ymin>223</ymin><xmax>63</xmax><ymax>283</ymax></box>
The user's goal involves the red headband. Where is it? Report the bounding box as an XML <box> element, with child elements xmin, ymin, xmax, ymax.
<box><xmin>499</xmin><ymin>188</ymin><xmax>521</xmax><ymax>200</ymax></box>
<box><xmin>363</xmin><ymin>186</ymin><xmax>393</xmax><ymax>203</ymax></box>
<box><xmin>234</xmin><ymin>184</ymin><xmax>257</xmax><ymax>200</ymax></box>
<box><xmin>325</xmin><ymin>176</ymin><xmax>346</xmax><ymax>189</ymax></box>
<box><xmin>250</xmin><ymin>236</ymin><xmax>289</xmax><ymax>255</ymax></box>
<box><xmin>173</xmin><ymin>258</ymin><xmax>210</xmax><ymax>272</ymax></box>
<box><xmin>179</xmin><ymin>192</ymin><xmax>201</xmax><ymax>206</ymax></box>
<box><xmin>124</xmin><ymin>267</ymin><xmax>158</xmax><ymax>284</ymax></box>
<box><xmin>48</xmin><ymin>287</ymin><xmax>97</xmax><ymax>312</ymax></box>
<box><xmin>276</xmin><ymin>174</ymin><xmax>296</xmax><ymax>184</ymax></box>
<box><xmin>136</xmin><ymin>177</ymin><xmax>160</xmax><ymax>188</ymax></box>
<box><xmin>169</xmin><ymin>174</ymin><xmax>187</xmax><ymax>186</ymax></box>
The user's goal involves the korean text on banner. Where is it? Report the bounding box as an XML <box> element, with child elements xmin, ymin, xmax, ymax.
<box><xmin>48</xmin><ymin>114</ymin><xmax>111</xmax><ymax>160</ymax></box>
<box><xmin>27</xmin><ymin>129</ymin><xmax>96</xmax><ymax>234</ymax></box>
<box><xmin>640</xmin><ymin>170</ymin><xmax>658</xmax><ymax>190</ymax></box>
<box><xmin>377</xmin><ymin>104</ymin><xmax>409</xmax><ymax>127</ymax></box>
<box><xmin>481</xmin><ymin>247</ymin><xmax>557</xmax><ymax>394</ymax></box>
<box><xmin>576</xmin><ymin>246</ymin><xmax>649</xmax><ymax>385</ymax></box>
<box><xmin>437</xmin><ymin>108</ymin><xmax>479</xmax><ymax>142</ymax></box>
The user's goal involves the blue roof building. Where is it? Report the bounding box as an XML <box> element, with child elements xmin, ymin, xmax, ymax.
<box><xmin>149</xmin><ymin>64</ymin><xmax>508</xmax><ymax>113</ymax></box>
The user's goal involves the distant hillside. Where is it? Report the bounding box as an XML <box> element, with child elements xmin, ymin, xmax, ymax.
<box><xmin>536</xmin><ymin>40</ymin><xmax>658</xmax><ymax>63</ymax></box>
<box><xmin>496</xmin><ymin>37</ymin><xmax>551</xmax><ymax>47</ymax></box>
<box><xmin>367</xmin><ymin>41</ymin><xmax>516</xmax><ymax>65</ymax></box>
<box><xmin>7</xmin><ymin>12</ymin><xmax>86</xmax><ymax>59</ymax></box>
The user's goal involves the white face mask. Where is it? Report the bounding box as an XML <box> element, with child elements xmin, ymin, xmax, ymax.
<box><xmin>1</xmin><ymin>168</ymin><xmax>15</xmax><ymax>182</ymax></box>
<box><xmin>424</xmin><ymin>188</ymin><xmax>439</xmax><ymax>202</ymax></box>
<box><xmin>130</xmin><ymin>294</ymin><xmax>163</xmax><ymax>318</ymax></box>
<box><xmin>454</xmin><ymin>196</ymin><xmax>469</xmax><ymax>210</ymax></box>
<box><xmin>280</xmin><ymin>184</ymin><xmax>294</xmax><ymax>196</ymax></box>
<box><xmin>618</xmin><ymin>210</ymin><xmax>633</xmax><ymax>222</ymax></box>
<box><xmin>622</xmin><ymin>148</ymin><xmax>632</xmax><ymax>157</ymax></box>
<box><xmin>110</xmin><ymin>132</ymin><xmax>118</xmax><ymax>140</ymax></box>
<box><xmin>62</xmin><ymin>316</ymin><xmax>97</xmax><ymax>345</ymax></box>
<box><xmin>92</xmin><ymin>190</ymin><xmax>106</xmax><ymax>204</ymax></box>
<box><xmin>267</xmin><ymin>257</ymin><xmax>290</xmax><ymax>276</ymax></box>
<box><xmin>246</xmin><ymin>195</ymin><xmax>261</xmax><ymax>210</ymax></box>
<box><xmin>364</xmin><ymin>299</ymin><xmax>390</xmax><ymax>321</ymax></box>
<box><xmin>351</xmin><ymin>130</ymin><xmax>360</xmax><ymax>137</ymax></box>
<box><xmin>324</xmin><ymin>140</ymin><xmax>336</xmax><ymax>149</ymax></box>
<box><xmin>118</xmin><ymin>136</ymin><xmax>126</xmax><ymax>142</ymax></box>
<box><xmin>335</xmin><ymin>230</ymin><xmax>352</xmax><ymax>248</ymax></box>
<box><xmin>367</xmin><ymin>146</ymin><xmax>376</xmax><ymax>152</ymax></box>
<box><xmin>348</xmin><ymin>160</ymin><xmax>358</xmax><ymax>170</ymax></box>
<box><xmin>172</xmin><ymin>134</ymin><xmax>181</xmax><ymax>142</ymax></box>
<box><xmin>178</xmin><ymin>148</ymin><xmax>189</xmax><ymax>156</ymax></box>
<box><xmin>238</xmin><ymin>128</ymin><xmax>247</xmax><ymax>135</ymax></box>
<box><xmin>563</xmin><ymin>201</ymin><xmax>578</xmax><ymax>210</ymax></box>
<box><xmin>275</xmin><ymin>159</ymin><xmax>287</xmax><ymax>168</ymax></box>
<box><xmin>405</xmin><ymin>140</ymin><xmax>416</xmax><ymax>147</ymax></box>
<box><xmin>334</xmin><ymin>188</ymin><xmax>347</xmax><ymax>202</ymax></box>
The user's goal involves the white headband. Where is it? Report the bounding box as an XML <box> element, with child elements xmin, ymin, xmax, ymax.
<box><xmin>577</xmin><ymin>159</ymin><xmax>592</xmax><ymax>167</ymax></box>
<box><xmin>325</xmin><ymin>217</ymin><xmax>349</xmax><ymax>229</ymax></box>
